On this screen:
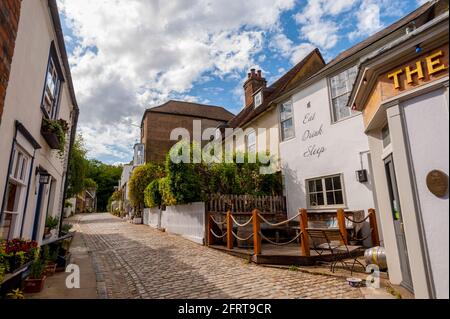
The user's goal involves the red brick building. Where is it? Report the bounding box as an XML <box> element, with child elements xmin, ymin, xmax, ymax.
<box><xmin>140</xmin><ymin>100</ymin><xmax>234</xmax><ymax>163</ymax></box>
<box><xmin>0</xmin><ymin>0</ymin><xmax>22</xmax><ymax>125</ymax></box>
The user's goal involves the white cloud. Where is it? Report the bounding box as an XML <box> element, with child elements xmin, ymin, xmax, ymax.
<box><xmin>59</xmin><ymin>0</ymin><xmax>295</xmax><ymax>162</ymax></box>
<box><xmin>294</xmin><ymin>0</ymin><xmax>357</xmax><ymax>49</ymax></box>
<box><xmin>269</xmin><ymin>33</ymin><xmax>316</xmax><ymax>64</ymax></box>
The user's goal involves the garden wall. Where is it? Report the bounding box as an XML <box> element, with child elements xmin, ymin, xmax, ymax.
<box><xmin>144</xmin><ymin>202</ymin><xmax>206</xmax><ymax>245</ymax></box>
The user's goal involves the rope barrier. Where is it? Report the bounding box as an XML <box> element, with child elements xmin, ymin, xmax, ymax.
<box><xmin>230</xmin><ymin>215</ymin><xmax>253</xmax><ymax>227</ymax></box>
<box><xmin>257</xmin><ymin>213</ymin><xmax>300</xmax><ymax>227</ymax></box>
<box><xmin>344</xmin><ymin>214</ymin><xmax>371</xmax><ymax>224</ymax></box>
<box><xmin>210</xmin><ymin>216</ymin><xmax>226</xmax><ymax>226</ymax></box>
<box><xmin>232</xmin><ymin>231</ymin><xmax>254</xmax><ymax>242</ymax></box>
<box><xmin>210</xmin><ymin>229</ymin><xmax>227</xmax><ymax>239</ymax></box>
<box><xmin>259</xmin><ymin>231</ymin><xmax>302</xmax><ymax>246</ymax></box>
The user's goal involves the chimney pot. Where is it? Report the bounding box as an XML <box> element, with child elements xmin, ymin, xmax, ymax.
<box><xmin>257</xmin><ymin>70</ymin><xmax>262</xmax><ymax>77</ymax></box>
<box><xmin>248</xmin><ymin>73</ymin><xmax>251</xmax><ymax>78</ymax></box>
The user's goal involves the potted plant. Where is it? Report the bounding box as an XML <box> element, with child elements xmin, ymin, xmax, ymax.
<box><xmin>6</xmin><ymin>288</ymin><xmax>24</xmax><ymax>299</ymax></box>
<box><xmin>44</xmin><ymin>216</ymin><xmax>59</xmax><ymax>239</ymax></box>
<box><xmin>60</xmin><ymin>223</ymin><xmax>73</xmax><ymax>236</ymax></box>
<box><xmin>43</xmin><ymin>246</ymin><xmax>58</xmax><ymax>276</ymax></box>
<box><xmin>23</xmin><ymin>253</ymin><xmax>46</xmax><ymax>293</ymax></box>
<box><xmin>41</xmin><ymin>118</ymin><xmax>69</xmax><ymax>155</ymax></box>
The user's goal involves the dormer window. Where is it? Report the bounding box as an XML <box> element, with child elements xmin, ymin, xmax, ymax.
<box><xmin>254</xmin><ymin>91</ymin><xmax>263</xmax><ymax>108</ymax></box>
<box><xmin>41</xmin><ymin>43</ymin><xmax>63</xmax><ymax>120</ymax></box>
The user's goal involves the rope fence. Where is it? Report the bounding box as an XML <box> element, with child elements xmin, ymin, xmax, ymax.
<box><xmin>259</xmin><ymin>231</ymin><xmax>302</xmax><ymax>246</ymax></box>
<box><xmin>258</xmin><ymin>212</ymin><xmax>300</xmax><ymax>227</ymax></box>
<box><xmin>207</xmin><ymin>208</ymin><xmax>380</xmax><ymax>257</ymax></box>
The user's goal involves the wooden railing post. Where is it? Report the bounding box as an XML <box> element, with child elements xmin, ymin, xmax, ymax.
<box><xmin>207</xmin><ymin>213</ymin><xmax>214</xmax><ymax>246</ymax></box>
<box><xmin>337</xmin><ymin>208</ymin><xmax>348</xmax><ymax>245</ymax></box>
<box><xmin>252</xmin><ymin>209</ymin><xmax>261</xmax><ymax>255</ymax></box>
<box><xmin>299</xmin><ymin>208</ymin><xmax>310</xmax><ymax>256</ymax></box>
<box><xmin>368</xmin><ymin>208</ymin><xmax>380</xmax><ymax>246</ymax></box>
<box><xmin>226</xmin><ymin>211</ymin><xmax>233</xmax><ymax>250</ymax></box>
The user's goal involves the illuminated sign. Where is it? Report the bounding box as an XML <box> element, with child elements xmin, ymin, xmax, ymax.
<box><xmin>388</xmin><ymin>50</ymin><xmax>448</xmax><ymax>90</ymax></box>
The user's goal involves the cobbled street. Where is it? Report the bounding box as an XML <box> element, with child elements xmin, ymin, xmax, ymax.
<box><xmin>74</xmin><ymin>213</ymin><xmax>363</xmax><ymax>299</ymax></box>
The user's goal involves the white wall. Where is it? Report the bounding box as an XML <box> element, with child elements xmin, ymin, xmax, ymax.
<box><xmin>402</xmin><ymin>88</ymin><xmax>449</xmax><ymax>299</ymax></box>
<box><xmin>144</xmin><ymin>203</ymin><xmax>206</xmax><ymax>244</ymax></box>
<box><xmin>279</xmin><ymin>78</ymin><xmax>375</xmax><ymax>217</ymax></box>
<box><xmin>0</xmin><ymin>0</ymin><xmax>75</xmax><ymax>243</ymax></box>
<box><xmin>143</xmin><ymin>207</ymin><xmax>161</xmax><ymax>228</ymax></box>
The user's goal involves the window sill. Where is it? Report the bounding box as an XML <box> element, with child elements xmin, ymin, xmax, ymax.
<box><xmin>331</xmin><ymin>112</ymin><xmax>361</xmax><ymax>125</ymax></box>
<box><xmin>280</xmin><ymin>136</ymin><xmax>296</xmax><ymax>144</ymax></box>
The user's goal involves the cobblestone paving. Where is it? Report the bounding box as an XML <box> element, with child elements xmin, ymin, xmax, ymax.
<box><xmin>76</xmin><ymin>213</ymin><xmax>363</xmax><ymax>299</ymax></box>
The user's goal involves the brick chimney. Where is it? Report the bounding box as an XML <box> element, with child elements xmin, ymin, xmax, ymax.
<box><xmin>243</xmin><ymin>69</ymin><xmax>266</xmax><ymax>108</ymax></box>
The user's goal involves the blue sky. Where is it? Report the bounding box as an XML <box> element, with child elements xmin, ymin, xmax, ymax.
<box><xmin>57</xmin><ymin>0</ymin><xmax>424</xmax><ymax>165</ymax></box>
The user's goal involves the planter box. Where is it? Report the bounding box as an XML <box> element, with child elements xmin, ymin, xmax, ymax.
<box><xmin>41</xmin><ymin>130</ymin><xmax>61</xmax><ymax>149</ymax></box>
<box><xmin>23</xmin><ymin>276</ymin><xmax>46</xmax><ymax>293</ymax></box>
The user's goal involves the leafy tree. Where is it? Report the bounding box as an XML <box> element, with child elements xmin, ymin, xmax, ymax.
<box><xmin>66</xmin><ymin>135</ymin><xmax>88</xmax><ymax>198</ymax></box>
<box><xmin>144</xmin><ymin>179</ymin><xmax>162</xmax><ymax>208</ymax></box>
<box><xmin>128</xmin><ymin>163</ymin><xmax>164</xmax><ymax>211</ymax></box>
<box><xmin>86</xmin><ymin>159</ymin><xmax>122</xmax><ymax>211</ymax></box>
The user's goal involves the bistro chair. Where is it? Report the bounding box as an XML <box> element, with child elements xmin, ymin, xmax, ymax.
<box><xmin>306</xmin><ymin>228</ymin><xmax>365</xmax><ymax>274</ymax></box>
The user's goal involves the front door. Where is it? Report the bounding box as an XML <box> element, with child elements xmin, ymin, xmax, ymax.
<box><xmin>32</xmin><ymin>182</ymin><xmax>45</xmax><ymax>241</ymax></box>
<box><xmin>384</xmin><ymin>154</ymin><xmax>413</xmax><ymax>291</ymax></box>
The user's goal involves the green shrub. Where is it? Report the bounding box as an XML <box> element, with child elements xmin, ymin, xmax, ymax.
<box><xmin>144</xmin><ymin>179</ymin><xmax>162</xmax><ymax>208</ymax></box>
<box><xmin>45</xmin><ymin>216</ymin><xmax>59</xmax><ymax>230</ymax></box>
<box><xmin>128</xmin><ymin>163</ymin><xmax>164</xmax><ymax>209</ymax></box>
<box><xmin>159</xmin><ymin>177</ymin><xmax>177</xmax><ymax>206</ymax></box>
<box><xmin>165</xmin><ymin>142</ymin><xmax>207</xmax><ymax>204</ymax></box>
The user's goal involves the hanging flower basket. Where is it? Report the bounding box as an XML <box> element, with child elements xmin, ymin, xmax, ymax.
<box><xmin>41</xmin><ymin>118</ymin><xmax>69</xmax><ymax>153</ymax></box>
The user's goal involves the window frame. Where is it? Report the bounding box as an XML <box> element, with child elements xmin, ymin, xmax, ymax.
<box><xmin>328</xmin><ymin>65</ymin><xmax>359</xmax><ymax>123</ymax></box>
<box><xmin>279</xmin><ymin>99</ymin><xmax>295</xmax><ymax>142</ymax></box>
<box><xmin>254</xmin><ymin>90</ymin><xmax>263</xmax><ymax>108</ymax></box>
<box><xmin>246</xmin><ymin>129</ymin><xmax>256</xmax><ymax>153</ymax></box>
<box><xmin>40</xmin><ymin>42</ymin><xmax>64</xmax><ymax>120</ymax></box>
<box><xmin>306</xmin><ymin>174</ymin><xmax>347</xmax><ymax>210</ymax></box>
<box><xmin>0</xmin><ymin>145</ymin><xmax>32</xmax><ymax>239</ymax></box>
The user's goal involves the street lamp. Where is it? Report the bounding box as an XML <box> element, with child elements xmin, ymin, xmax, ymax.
<box><xmin>38</xmin><ymin>170</ymin><xmax>51</xmax><ymax>184</ymax></box>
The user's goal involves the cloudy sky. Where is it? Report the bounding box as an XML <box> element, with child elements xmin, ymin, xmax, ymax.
<box><xmin>57</xmin><ymin>0</ymin><xmax>425</xmax><ymax>165</ymax></box>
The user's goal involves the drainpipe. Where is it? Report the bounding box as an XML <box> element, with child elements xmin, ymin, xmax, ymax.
<box><xmin>58</xmin><ymin>108</ymin><xmax>78</xmax><ymax>236</ymax></box>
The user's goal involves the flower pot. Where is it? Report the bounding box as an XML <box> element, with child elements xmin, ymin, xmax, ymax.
<box><xmin>23</xmin><ymin>276</ymin><xmax>46</xmax><ymax>293</ymax></box>
<box><xmin>44</xmin><ymin>262</ymin><xmax>57</xmax><ymax>276</ymax></box>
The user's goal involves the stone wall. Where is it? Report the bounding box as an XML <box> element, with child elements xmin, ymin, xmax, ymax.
<box><xmin>0</xmin><ymin>0</ymin><xmax>22</xmax><ymax>125</ymax></box>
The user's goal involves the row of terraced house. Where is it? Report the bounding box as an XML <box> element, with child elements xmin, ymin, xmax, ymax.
<box><xmin>0</xmin><ymin>1</ymin><xmax>78</xmax><ymax>244</ymax></box>
<box><xmin>134</xmin><ymin>1</ymin><xmax>448</xmax><ymax>299</ymax></box>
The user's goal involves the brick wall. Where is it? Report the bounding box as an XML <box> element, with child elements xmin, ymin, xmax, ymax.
<box><xmin>0</xmin><ymin>0</ymin><xmax>22</xmax><ymax>125</ymax></box>
<box><xmin>143</xmin><ymin>112</ymin><xmax>228</xmax><ymax>163</ymax></box>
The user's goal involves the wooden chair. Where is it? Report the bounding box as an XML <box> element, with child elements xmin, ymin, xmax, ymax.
<box><xmin>306</xmin><ymin>228</ymin><xmax>365</xmax><ymax>274</ymax></box>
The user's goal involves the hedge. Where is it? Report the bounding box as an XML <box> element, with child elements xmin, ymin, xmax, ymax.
<box><xmin>144</xmin><ymin>179</ymin><xmax>161</xmax><ymax>208</ymax></box>
<box><xmin>128</xmin><ymin>163</ymin><xmax>164</xmax><ymax>209</ymax></box>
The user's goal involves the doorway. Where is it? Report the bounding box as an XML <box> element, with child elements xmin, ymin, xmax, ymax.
<box><xmin>384</xmin><ymin>154</ymin><xmax>414</xmax><ymax>291</ymax></box>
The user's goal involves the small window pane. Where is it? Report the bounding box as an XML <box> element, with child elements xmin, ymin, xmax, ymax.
<box><xmin>332</xmin><ymin>94</ymin><xmax>351</xmax><ymax>121</ymax></box>
<box><xmin>281</xmin><ymin>118</ymin><xmax>294</xmax><ymax>140</ymax></box>
<box><xmin>335</xmin><ymin>191</ymin><xmax>344</xmax><ymax>205</ymax></box>
<box><xmin>332</xmin><ymin>176</ymin><xmax>341</xmax><ymax>190</ymax></box>
<box><xmin>317</xmin><ymin>192</ymin><xmax>324</xmax><ymax>206</ymax></box>
<box><xmin>310</xmin><ymin>194</ymin><xmax>318</xmax><ymax>206</ymax></box>
<box><xmin>326</xmin><ymin>191</ymin><xmax>335</xmax><ymax>205</ymax></box>
<box><xmin>308</xmin><ymin>180</ymin><xmax>316</xmax><ymax>192</ymax></box>
<box><xmin>325</xmin><ymin>177</ymin><xmax>333</xmax><ymax>191</ymax></box>
<box><xmin>315</xmin><ymin>179</ymin><xmax>323</xmax><ymax>192</ymax></box>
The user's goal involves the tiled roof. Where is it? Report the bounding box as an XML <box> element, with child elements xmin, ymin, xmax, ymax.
<box><xmin>144</xmin><ymin>100</ymin><xmax>234</xmax><ymax>122</ymax></box>
<box><xmin>228</xmin><ymin>49</ymin><xmax>325</xmax><ymax>128</ymax></box>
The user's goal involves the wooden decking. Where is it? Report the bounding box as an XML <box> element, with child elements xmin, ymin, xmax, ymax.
<box><xmin>209</xmin><ymin>243</ymin><xmax>364</xmax><ymax>266</ymax></box>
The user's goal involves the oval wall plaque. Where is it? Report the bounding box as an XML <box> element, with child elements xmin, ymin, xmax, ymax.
<box><xmin>426</xmin><ymin>170</ymin><xmax>448</xmax><ymax>198</ymax></box>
